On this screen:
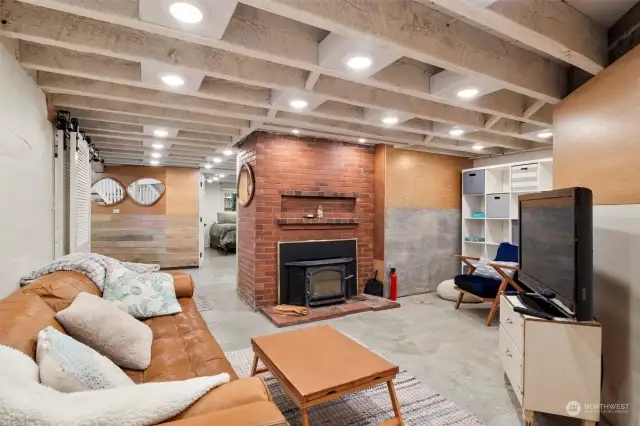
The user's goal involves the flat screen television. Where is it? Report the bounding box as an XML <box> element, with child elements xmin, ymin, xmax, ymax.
<box><xmin>518</xmin><ymin>187</ymin><xmax>593</xmax><ymax>321</ymax></box>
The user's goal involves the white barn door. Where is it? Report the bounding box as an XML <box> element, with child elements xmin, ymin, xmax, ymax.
<box><xmin>69</xmin><ymin>131</ymin><xmax>91</xmax><ymax>253</ymax></box>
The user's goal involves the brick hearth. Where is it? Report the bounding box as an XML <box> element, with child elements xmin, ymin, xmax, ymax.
<box><xmin>237</xmin><ymin>132</ymin><xmax>375</xmax><ymax>309</ymax></box>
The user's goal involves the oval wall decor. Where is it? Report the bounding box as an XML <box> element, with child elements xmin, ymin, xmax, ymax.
<box><xmin>91</xmin><ymin>177</ymin><xmax>127</xmax><ymax>206</ymax></box>
<box><xmin>237</xmin><ymin>162</ymin><xmax>255</xmax><ymax>207</ymax></box>
<box><xmin>127</xmin><ymin>177</ymin><xmax>166</xmax><ymax>207</ymax></box>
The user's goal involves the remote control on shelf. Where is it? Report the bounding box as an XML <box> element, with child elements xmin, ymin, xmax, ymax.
<box><xmin>513</xmin><ymin>306</ymin><xmax>555</xmax><ymax>320</ymax></box>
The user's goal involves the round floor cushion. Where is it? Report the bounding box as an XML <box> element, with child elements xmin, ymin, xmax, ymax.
<box><xmin>436</xmin><ymin>279</ymin><xmax>481</xmax><ymax>303</ymax></box>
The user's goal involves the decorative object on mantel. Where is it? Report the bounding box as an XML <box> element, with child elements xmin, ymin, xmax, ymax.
<box><xmin>305</xmin><ymin>214</ymin><xmax>315</xmax><ymax>219</ymax></box>
<box><xmin>237</xmin><ymin>162</ymin><xmax>255</xmax><ymax>207</ymax></box>
<box><xmin>316</xmin><ymin>204</ymin><xmax>324</xmax><ymax>219</ymax></box>
<box><xmin>273</xmin><ymin>304</ymin><xmax>309</xmax><ymax>317</ymax></box>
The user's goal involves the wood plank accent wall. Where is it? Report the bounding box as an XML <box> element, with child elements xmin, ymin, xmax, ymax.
<box><xmin>91</xmin><ymin>166</ymin><xmax>199</xmax><ymax>268</ymax></box>
<box><xmin>385</xmin><ymin>147</ymin><xmax>470</xmax><ymax>209</ymax></box>
<box><xmin>554</xmin><ymin>43</ymin><xmax>640</xmax><ymax>205</ymax></box>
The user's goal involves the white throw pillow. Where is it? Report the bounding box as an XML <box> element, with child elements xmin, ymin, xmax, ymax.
<box><xmin>37</xmin><ymin>326</ymin><xmax>134</xmax><ymax>392</ymax></box>
<box><xmin>0</xmin><ymin>372</ymin><xmax>230</xmax><ymax>426</ymax></box>
<box><xmin>473</xmin><ymin>257</ymin><xmax>518</xmax><ymax>280</ymax></box>
<box><xmin>56</xmin><ymin>292</ymin><xmax>153</xmax><ymax>370</ymax></box>
<box><xmin>0</xmin><ymin>345</ymin><xmax>39</xmax><ymax>383</ymax></box>
<box><xmin>103</xmin><ymin>271</ymin><xmax>182</xmax><ymax>319</ymax></box>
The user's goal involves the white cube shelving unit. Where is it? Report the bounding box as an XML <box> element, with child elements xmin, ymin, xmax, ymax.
<box><xmin>461</xmin><ymin>159</ymin><xmax>553</xmax><ymax>263</ymax></box>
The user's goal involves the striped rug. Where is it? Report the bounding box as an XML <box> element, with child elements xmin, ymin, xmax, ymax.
<box><xmin>193</xmin><ymin>292</ymin><xmax>212</xmax><ymax>312</ymax></box>
<box><xmin>225</xmin><ymin>347</ymin><xmax>484</xmax><ymax>426</ymax></box>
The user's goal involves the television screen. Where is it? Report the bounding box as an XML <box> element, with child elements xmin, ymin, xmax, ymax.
<box><xmin>519</xmin><ymin>196</ymin><xmax>576</xmax><ymax>313</ymax></box>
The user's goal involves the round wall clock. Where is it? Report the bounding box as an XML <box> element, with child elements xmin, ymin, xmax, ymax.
<box><xmin>237</xmin><ymin>162</ymin><xmax>255</xmax><ymax>207</ymax></box>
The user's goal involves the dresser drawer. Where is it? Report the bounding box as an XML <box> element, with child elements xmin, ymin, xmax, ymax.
<box><xmin>499</xmin><ymin>296</ymin><xmax>524</xmax><ymax>353</ymax></box>
<box><xmin>499</xmin><ymin>325</ymin><xmax>523</xmax><ymax>399</ymax></box>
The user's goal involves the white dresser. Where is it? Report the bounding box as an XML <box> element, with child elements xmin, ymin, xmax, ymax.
<box><xmin>499</xmin><ymin>295</ymin><xmax>602</xmax><ymax>426</ymax></box>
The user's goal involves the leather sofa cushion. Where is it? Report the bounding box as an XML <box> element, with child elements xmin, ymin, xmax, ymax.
<box><xmin>123</xmin><ymin>298</ymin><xmax>238</xmax><ymax>383</ymax></box>
<box><xmin>0</xmin><ymin>293</ymin><xmax>66</xmax><ymax>359</ymax></box>
<box><xmin>20</xmin><ymin>271</ymin><xmax>101</xmax><ymax>312</ymax></box>
<box><xmin>171</xmin><ymin>271</ymin><xmax>195</xmax><ymax>298</ymax></box>
<box><xmin>176</xmin><ymin>377</ymin><xmax>272</xmax><ymax>420</ymax></box>
<box><xmin>162</xmin><ymin>401</ymin><xmax>287</xmax><ymax>426</ymax></box>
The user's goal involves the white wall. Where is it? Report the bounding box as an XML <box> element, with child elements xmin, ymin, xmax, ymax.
<box><xmin>473</xmin><ymin>147</ymin><xmax>553</xmax><ymax>168</ymax></box>
<box><xmin>592</xmin><ymin>205</ymin><xmax>640</xmax><ymax>426</ymax></box>
<box><xmin>0</xmin><ymin>44</ymin><xmax>54</xmax><ymax>298</ymax></box>
<box><xmin>202</xmin><ymin>183</ymin><xmax>224</xmax><ymax>247</ymax></box>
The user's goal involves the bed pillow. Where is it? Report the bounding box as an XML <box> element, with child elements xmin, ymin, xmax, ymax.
<box><xmin>0</xmin><ymin>373</ymin><xmax>230</xmax><ymax>426</ymax></box>
<box><xmin>36</xmin><ymin>326</ymin><xmax>133</xmax><ymax>392</ymax></box>
<box><xmin>217</xmin><ymin>212</ymin><xmax>237</xmax><ymax>223</ymax></box>
<box><xmin>56</xmin><ymin>292</ymin><xmax>153</xmax><ymax>370</ymax></box>
<box><xmin>472</xmin><ymin>257</ymin><xmax>518</xmax><ymax>280</ymax></box>
<box><xmin>103</xmin><ymin>271</ymin><xmax>181</xmax><ymax>319</ymax></box>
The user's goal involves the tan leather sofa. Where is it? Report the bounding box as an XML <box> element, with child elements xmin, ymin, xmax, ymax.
<box><xmin>0</xmin><ymin>270</ymin><xmax>286</xmax><ymax>426</ymax></box>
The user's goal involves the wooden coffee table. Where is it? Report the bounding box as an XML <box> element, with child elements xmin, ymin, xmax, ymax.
<box><xmin>251</xmin><ymin>325</ymin><xmax>403</xmax><ymax>426</ymax></box>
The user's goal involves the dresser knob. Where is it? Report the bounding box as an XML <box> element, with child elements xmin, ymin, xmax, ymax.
<box><xmin>505</xmin><ymin>349</ymin><xmax>512</xmax><ymax>358</ymax></box>
<box><xmin>505</xmin><ymin>318</ymin><xmax>513</xmax><ymax>324</ymax></box>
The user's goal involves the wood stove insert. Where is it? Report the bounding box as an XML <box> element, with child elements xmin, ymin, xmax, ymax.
<box><xmin>278</xmin><ymin>239</ymin><xmax>358</xmax><ymax>307</ymax></box>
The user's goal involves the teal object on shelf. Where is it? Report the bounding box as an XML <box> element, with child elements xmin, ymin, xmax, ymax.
<box><xmin>471</xmin><ymin>211</ymin><xmax>485</xmax><ymax>218</ymax></box>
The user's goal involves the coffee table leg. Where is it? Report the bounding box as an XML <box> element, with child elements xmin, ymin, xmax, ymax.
<box><xmin>301</xmin><ymin>407</ymin><xmax>310</xmax><ymax>426</ymax></box>
<box><xmin>251</xmin><ymin>353</ymin><xmax>259</xmax><ymax>376</ymax></box>
<box><xmin>387</xmin><ymin>380</ymin><xmax>404</xmax><ymax>425</ymax></box>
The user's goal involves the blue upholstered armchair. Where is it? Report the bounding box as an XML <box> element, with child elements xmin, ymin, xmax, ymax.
<box><xmin>453</xmin><ymin>242</ymin><xmax>523</xmax><ymax>326</ymax></box>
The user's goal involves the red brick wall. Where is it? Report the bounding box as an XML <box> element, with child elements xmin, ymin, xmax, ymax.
<box><xmin>237</xmin><ymin>132</ymin><xmax>375</xmax><ymax>309</ymax></box>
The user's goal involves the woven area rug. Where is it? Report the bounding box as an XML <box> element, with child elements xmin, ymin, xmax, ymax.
<box><xmin>225</xmin><ymin>347</ymin><xmax>484</xmax><ymax>426</ymax></box>
<box><xmin>193</xmin><ymin>292</ymin><xmax>212</xmax><ymax>312</ymax></box>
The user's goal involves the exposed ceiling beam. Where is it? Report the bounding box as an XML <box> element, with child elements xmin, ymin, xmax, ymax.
<box><xmin>40</xmin><ymin>71</ymin><xmax>535</xmax><ymax>150</ymax></box>
<box><xmin>240</xmin><ymin>0</ymin><xmax>566</xmax><ymax>102</ymax></box>
<box><xmin>423</xmin><ymin>0</ymin><xmax>606</xmax><ymax>75</ymax></box>
<box><xmin>304</xmin><ymin>71</ymin><xmax>321</xmax><ymax>90</ymax></box>
<box><xmin>83</xmin><ymin>128</ymin><xmax>232</xmax><ymax>146</ymax></box>
<box><xmin>5</xmin><ymin>1</ymin><xmax>551</xmax><ymax>125</ymax></box>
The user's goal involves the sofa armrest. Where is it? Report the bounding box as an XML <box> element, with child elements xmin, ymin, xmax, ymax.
<box><xmin>167</xmin><ymin>271</ymin><xmax>195</xmax><ymax>298</ymax></box>
<box><xmin>161</xmin><ymin>401</ymin><xmax>286</xmax><ymax>426</ymax></box>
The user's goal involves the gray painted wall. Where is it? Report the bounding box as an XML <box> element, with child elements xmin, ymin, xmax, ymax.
<box><xmin>385</xmin><ymin>208</ymin><xmax>461</xmax><ymax>296</ymax></box>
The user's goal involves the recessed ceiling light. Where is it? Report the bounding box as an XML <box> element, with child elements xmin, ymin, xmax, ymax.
<box><xmin>219</xmin><ymin>174</ymin><xmax>226</xmax><ymax>178</ymax></box>
<box><xmin>382</xmin><ymin>116</ymin><xmax>399</xmax><ymax>125</ymax></box>
<box><xmin>169</xmin><ymin>2</ymin><xmax>203</xmax><ymax>24</ymax></box>
<box><xmin>292</xmin><ymin>129</ymin><xmax>300</xmax><ymax>135</ymax></box>
<box><xmin>346</xmin><ymin>56</ymin><xmax>373</xmax><ymax>71</ymax></box>
<box><xmin>457</xmin><ymin>88</ymin><xmax>480</xmax><ymax>99</ymax></box>
<box><xmin>472</xmin><ymin>144</ymin><xmax>484</xmax><ymax>151</ymax></box>
<box><xmin>150</xmin><ymin>160</ymin><xmax>160</xmax><ymax>166</ymax></box>
<box><xmin>213</xmin><ymin>177</ymin><xmax>219</xmax><ymax>181</ymax></box>
<box><xmin>204</xmin><ymin>163</ymin><xmax>212</xmax><ymax>169</ymax></box>
<box><xmin>358</xmin><ymin>138</ymin><xmax>367</xmax><ymax>143</ymax></box>
<box><xmin>449</xmin><ymin>127</ymin><xmax>465</xmax><ymax>137</ymax></box>
<box><xmin>289</xmin><ymin>99</ymin><xmax>308</xmax><ymax>109</ymax></box>
<box><xmin>223</xmin><ymin>149</ymin><xmax>233</xmax><ymax>156</ymax></box>
<box><xmin>538</xmin><ymin>131</ymin><xmax>553</xmax><ymax>139</ymax></box>
<box><xmin>207</xmin><ymin>179</ymin><xmax>213</xmax><ymax>183</ymax></box>
<box><xmin>153</xmin><ymin>129</ymin><xmax>169</xmax><ymax>138</ymax></box>
<box><xmin>151</xmin><ymin>152</ymin><xmax>162</xmax><ymax>158</ymax></box>
<box><xmin>161</xmin><ymin>74</ymin><xmax>185</xmax><ymax>87</ymax></box>
<box><xmin>212</xmin><ymin>157</ymin><xmax>222</xmax><ymax>163</ymax></box>
<box><xmin>152</xmin><ymin>143</ymin><xmax>164</xmax><ymax>150</ymax></box>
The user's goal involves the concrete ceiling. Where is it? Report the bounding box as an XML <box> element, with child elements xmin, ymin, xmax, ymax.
<box><xmin>565</xmin><ymin>0</ymin><xmax>637</xmax><ymax>27</ymax></box>
<box><xmin>0</xmin><ymin>0</ymin><xmax>609</xmax><ymax>164</ymax></box>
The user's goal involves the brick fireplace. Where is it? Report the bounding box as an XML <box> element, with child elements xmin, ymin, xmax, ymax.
<box><xmin>236</xmin><ymin>132</ymin><xmax>375</xmax><ymax>309</ymax></box>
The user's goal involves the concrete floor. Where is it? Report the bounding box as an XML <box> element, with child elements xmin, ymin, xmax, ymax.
<box><xmin>186</xmin><ymin>249</ymin><xmax>579</xmax><ymax>426</ymax></box>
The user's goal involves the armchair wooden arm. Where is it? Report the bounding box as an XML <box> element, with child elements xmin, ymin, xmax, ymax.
<box><xmin>489</xmin><ymin>263</ymin><xmax>524</xmax><ymax>292</ymax></box>
<box><xmin>455</xmin><ymin>254</ymin><xmax>480</xmax><ymax>273</ymax></box>
<box><xmin>488</xmin><ymin>263</ymin><xmax>519</xmax><ymax>271</ymax></box>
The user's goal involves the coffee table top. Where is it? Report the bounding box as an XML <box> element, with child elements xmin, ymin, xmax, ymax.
<box><xmin>251</xmin><ymin>325</ymin><xmax>398</xmax><ymax>400</ymax></box>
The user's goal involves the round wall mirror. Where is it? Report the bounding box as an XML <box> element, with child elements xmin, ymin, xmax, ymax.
<box><xmin>127</xmin><ymin>178</ymin><xmax>166</xmax><ymax>206</ymax></box>
<box><xmin>237</xmin><ymin>163</ymin><xmax>255</xmax><ymax>207</ymax></box>
<box><xmin>91</xmin><ymin>177</ymin><xmax>126</xmax><ymax>206</ymax></box>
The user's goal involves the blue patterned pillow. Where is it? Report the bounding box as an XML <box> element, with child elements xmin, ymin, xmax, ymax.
<box><xmin>102</xmin><ymin>271</ymin><xmax>182</xmax><ymax>319</ymax></box>
<box><xmin>36</xmin><ymin>326</ymin><xmax>133</xmax><ymax>392</ymax></box>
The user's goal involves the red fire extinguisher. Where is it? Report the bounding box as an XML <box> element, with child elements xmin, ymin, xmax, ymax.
<box><xmin>389</xmin><ymin>268</ymin><xmax>397</xmax><ymax>301</ymax></box>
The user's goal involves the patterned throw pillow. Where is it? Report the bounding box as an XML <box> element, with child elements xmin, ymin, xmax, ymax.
<box><xmin>102</xmin><ymin>271</ymin><xmax>182</xmax><ymax>319</ymax></box>
<box><xmin>36</xmin><ymin>326</ymin><xmax>133</xmax><ymax>392</ymax></box>
<box><xmin>56</xmin><ymin>293</ymin><xmax>153</xmax><ymax>370</ymax></box>
<box><xmin>472</xmin><ymin>257</ymin><xmax>518</xmax><ymax>280</ymax></box>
